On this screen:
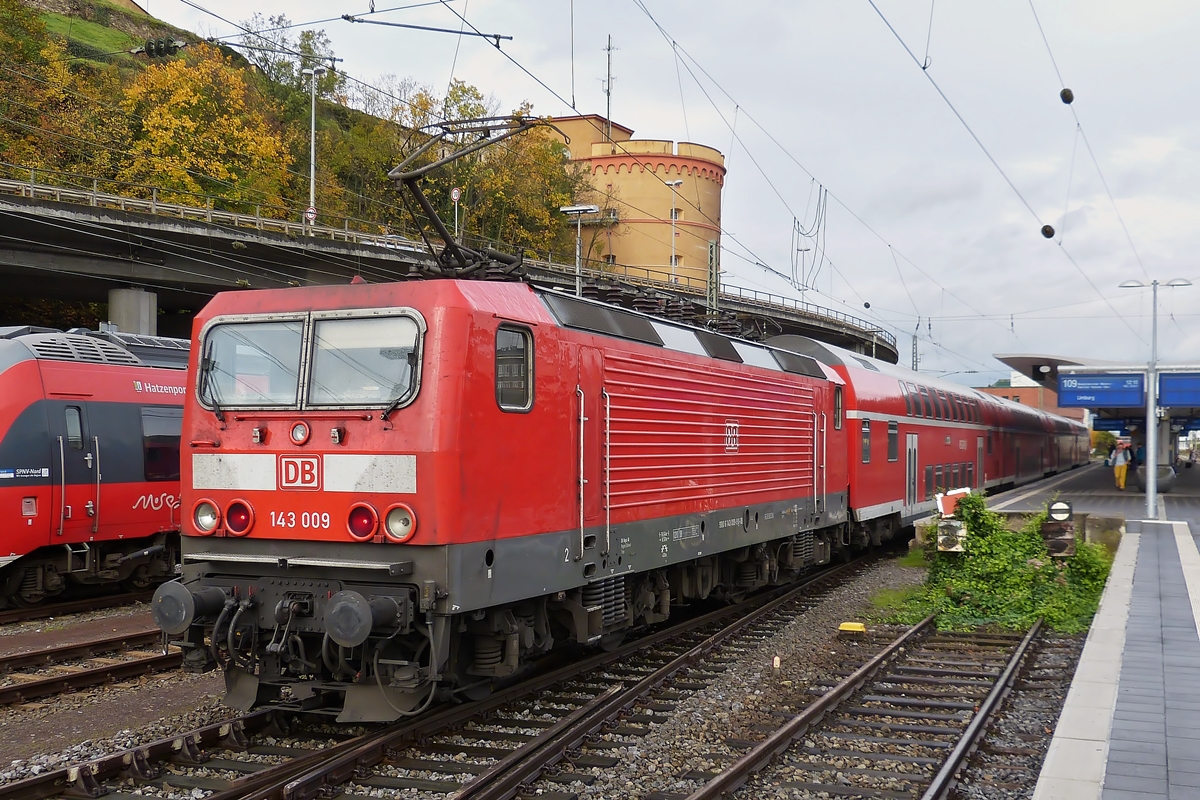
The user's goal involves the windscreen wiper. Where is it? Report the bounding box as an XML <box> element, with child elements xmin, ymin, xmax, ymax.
<box><xmin>198</xmin><ymin>352</ymin><xmax>225</xmax><ymax>423</ymax></box>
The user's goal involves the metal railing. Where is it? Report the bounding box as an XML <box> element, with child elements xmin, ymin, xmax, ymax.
<box><xmin>0</xmin><ymin>162</ymin><xmax>895</xmax><ymax>349</ymax></box>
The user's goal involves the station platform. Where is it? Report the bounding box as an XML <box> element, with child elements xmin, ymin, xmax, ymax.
<box><xmin>1006</xmin><ymin>464</ymin><xmax>1200</xmax><ymax>799</ymax></box>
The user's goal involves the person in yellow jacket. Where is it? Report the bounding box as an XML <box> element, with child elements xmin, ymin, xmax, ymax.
<box><xmin>1112</xmin><ymin>443</ymin><xmax>1131</xmax><ymax>490</ymax></box>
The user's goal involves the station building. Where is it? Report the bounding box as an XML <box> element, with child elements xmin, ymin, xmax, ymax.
<box><xmin>549</xmin><ymin>115</ymin><xmax>725</xmax><ymax>289</ymax></box>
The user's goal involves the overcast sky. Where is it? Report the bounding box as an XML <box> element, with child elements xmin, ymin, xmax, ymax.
<box><xmin>151</xmin><ymin>0</ymin><xmax>1200</xmax><ymax>384</ymax></box>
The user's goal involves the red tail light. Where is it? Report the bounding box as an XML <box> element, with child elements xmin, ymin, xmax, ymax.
<box><xmin>347</xmin><ymin>503</ymin><xmax>378</xmax><ymax>541</ymax></box>
<box><xmin>226</xmin><ymin>500</ymin><xmax>254</xmax><ymax>535</ymax></box>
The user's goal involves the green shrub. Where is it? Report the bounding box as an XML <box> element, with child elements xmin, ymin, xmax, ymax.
<box><xmin>888</xmin><ymin>493</ymin><xmax>1112</xmax><ymax>632</ymax></box>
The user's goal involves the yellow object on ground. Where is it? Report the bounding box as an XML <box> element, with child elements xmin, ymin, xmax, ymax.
<box><xmin>838</xmin><ymin>622</ymin><xmax>867</xmax><ymax>633</ymax></box>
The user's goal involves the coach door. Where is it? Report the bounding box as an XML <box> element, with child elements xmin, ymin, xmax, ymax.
<box><xmin>51</xmin><ymin>405</ymin><xmax>99</xmax><ymax>553</ymax></box>
<box><xmin>976</xmin><ymin>437</ymin><xmax>984</xmax><ymax>489</ymax></box>
<box><xmin>905</xmin><ymin>433</ymin><xmax>919</xmax><ymax>508</ymax></box>
<box><xmin>576</xmin><ymin>347</ymin><xmax>606</xmax><ymax>560</ymax></box>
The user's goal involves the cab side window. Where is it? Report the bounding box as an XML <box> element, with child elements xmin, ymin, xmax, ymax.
<box><xmin>861</xmin><ymin>420</ymin><xmax>871</xmax><ymax>463</ymax></box>
<box><xmin>834</xmin><ymin>387</ymin><xmax>843</xmax><ymax>430</ymax></box>
<box><xmin>496</xmin><ymin>326</ymin><xmax>534</xmax><ymax>411</ymax></box>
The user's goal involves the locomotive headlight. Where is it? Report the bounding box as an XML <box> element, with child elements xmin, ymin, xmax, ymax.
<box><xmin>347</xmin><ymin>503</ymin><xmax>379</xmax><ymax>540</ymax></box>
<box><xmin>225</xmin><ymin>500</ymin><xmax>254</xmax><ymax>535</ymax></box>
<box><xmin>384</xmin><ymin>504</ymin><xmax>417</xmax><ymax>542</ymax></box>
<box><xmin>290</xmin><ymin>421</ymin><xmax>310</xmax><ymax>445</ymax></box>
<box><xmin>193</xmin><ymin>500</ymin><xmax>220</xmax><ymax>534</ymax></box>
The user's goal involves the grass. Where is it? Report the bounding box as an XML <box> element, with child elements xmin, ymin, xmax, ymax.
<box><xmin>870</xmin><ymin>585</ymin><xmax>924</xmax><ymax>612</ymax></box>
<box><xmin>897</xmin><ymin>547</ymin><xmax>928</xmax><ymax>568</ymax></box>
<box><xmin>41</xmin><ymin>12</ymin><xmax>140</xmax><ymax>58</ymax></box>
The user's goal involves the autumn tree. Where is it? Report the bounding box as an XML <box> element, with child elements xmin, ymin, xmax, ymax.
<box><xmin>0</xmin><ymin>0</ymin><xmax>51</xmax><ymax>166</ymax></box>
<box><xmin>117</xmin><ymin>43</ymin><xmax>293</xmax><ymax>210</ymax></box>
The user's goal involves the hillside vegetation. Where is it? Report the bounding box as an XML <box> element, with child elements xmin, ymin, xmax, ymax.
<box><xmin>0</xmin><ymin>0</ymin><xmax>591</xmax><ymax>257</ymax></box>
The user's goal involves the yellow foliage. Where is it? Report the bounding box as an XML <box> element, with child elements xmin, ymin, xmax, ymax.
<box><xmin>118</xmin><ymin>43</ymin><xmax>292</xmax><ymax>209</ymax></box>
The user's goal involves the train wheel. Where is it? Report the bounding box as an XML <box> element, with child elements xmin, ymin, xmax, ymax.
<box><xmin>12</xmin><ymin>568</ymin><xmax>54</xmax><ymax>607</ymax></box>
<box><xmin>121</xmin><ymin>564</ymin><xmax>155</xmax><ymax>592</ymax></box>
<box><xmin>599</xmin><ymin>631</ymin><xmax>626</xmax><ymax>652</ymax></box>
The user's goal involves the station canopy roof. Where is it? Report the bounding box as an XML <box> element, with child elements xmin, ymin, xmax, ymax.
<box><xmin>995</xmin><ymin>353</ymin><xmax>1200</xmax><ymax>432</ymax></box>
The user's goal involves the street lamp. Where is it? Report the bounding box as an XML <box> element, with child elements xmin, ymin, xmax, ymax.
<box><xmin>1119</xmin><ymin>277</ymin><xmax>1192</xmax><ymax>518</ymax></box>
<box><xmin>666</xmin><ymin>179</ymin><xmax>683</xmax><ymax>283</ymax></box>
<box><xmin>560</xmin><ymin>204</ymin><xmax>599</xmax><ymax>297</ymax></box>
<box><xmin>301</xmin><ymin>66</ymin><xmax>327</xmax><ymax>229</ymax></box>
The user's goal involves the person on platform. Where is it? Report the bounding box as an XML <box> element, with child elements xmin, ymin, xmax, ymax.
<box><xmin>1112</xmin><ymin>443</ymin><xmax>1131</xmax><ymax>490</ymax></box>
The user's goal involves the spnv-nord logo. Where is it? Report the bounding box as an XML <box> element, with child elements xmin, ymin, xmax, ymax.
<box><xmin>279</xmin><ymin>455</ymin><xmax>321</xmax><ymax>490</ymax></box>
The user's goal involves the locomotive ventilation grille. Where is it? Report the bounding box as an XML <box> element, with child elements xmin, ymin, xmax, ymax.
<box><xmin>582</xmin><ymin>575</ymin><xmax>627</xmax><ymax>627</ymax></box>
<box><xmin>23</xmin><ymin>334</ymin><xmax>142</xmax><ymax>366</ymax></box>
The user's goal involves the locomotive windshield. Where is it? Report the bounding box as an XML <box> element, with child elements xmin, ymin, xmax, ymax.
<box><xmin>308</xmin><ymin>316</ymin><xmax>419</xmax><ymax>406</ymax></box>
<box><xmin>199</xmin><ymin>320</ymin><xmax>304</xmax><ymax>408</ymax></box>
<box><xmin>198</xmin><ymin>312</ymin><xmax>423</xmax><ymax>411</ymax></box>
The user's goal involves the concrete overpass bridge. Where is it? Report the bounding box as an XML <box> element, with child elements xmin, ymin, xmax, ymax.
<box><xmin>0</xmin><ymin>177</ymin><xmax>898</xmax><ymax>362</ymax></box>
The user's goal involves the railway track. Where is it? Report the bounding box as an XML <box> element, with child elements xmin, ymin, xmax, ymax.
<box><xmin>0</xmin><ymin>629</ymin><xmax>179</xmax><ymax>707</ymax></box>
<box><xmin>0</xmin><ymin>558</ymin><xmax>872</xmax><ymax>800</ymax></box>
<box><xmin>680</xmin><ymin>621</ymin><xmax>1041</xmax><ymax>799</ymax></box>
<box><xmin>0</xmin><ymin>592</ymin><xmax>154</xmax><ymax>627</ymax></box>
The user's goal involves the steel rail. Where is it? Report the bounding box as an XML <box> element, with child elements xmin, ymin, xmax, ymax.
<box><xmin>920</xmin><ymin>619</ymin><xmax>1043</xmax><ymax>800</ymax></box>
<box><xmin>0</xmin><ymin>558</ymin><xmax>868</xmax><ymax>800</ymax></box>
<box><xmin>0</xmin><ymin>711</ymin><xmax>276</xmax><ymax>800</ymax></box>
<box><xmin>0</xmin><ymin>592</ymin><xmax>154</xmax><ymax>626</ymax></box>
<box><xmin>683</xmin><ymin>614</ymin><xmax>937</xmax><ymax>800</ymax></box>
<box><xmin>238</xmin><ymin>559</ymin><xmax>871</xmax><ymax>800</ymax></box>
<box><xmin>452</xmin><ymin>562</ymin><xmax>871</xmax><ymax>800</ymax></box>
<box><xmin>1</xmin><ymin>629</ymin><xmax>160</xmax><ymax>672</ymax></box>
<box><xmin>0</xmin><ymin>651</ymin><xmax>182</xmax><ymax>707</ymax></box>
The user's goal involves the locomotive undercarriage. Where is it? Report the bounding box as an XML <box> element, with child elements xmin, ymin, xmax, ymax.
<box><xmin>0</xmin><ymin>532</ymin><xmax>178</xmax><ymax>608</ymax></box>
<box><xmin>163</xmin><ymin>526</ymin><xmax>842</xmax><ymax>722</ymax></box>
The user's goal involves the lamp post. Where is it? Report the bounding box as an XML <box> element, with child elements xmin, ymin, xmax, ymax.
<box><xmin>1119</xmin><ymin>277</ymin><xmax>1193</xmax><ymax>518</ymax></box>
<box><xmin>560</xmin><ymin>205</ymin><xmax>599</xmax><ymax>297</ymax></box>
<box><xmin>301</xmin><ymin>66</ymin><xmax>327</xmax><ymax>229</ymax></box>
<box><xmin>666</xmin><ymin>179</ymin><xmax>683</xmax><ymax>283</ymax></box>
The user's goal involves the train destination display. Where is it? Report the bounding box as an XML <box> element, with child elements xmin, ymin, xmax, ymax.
<box><xmin>1057</xmin><ymin>373</ymin><xmax>1145</xmax><ymax>408</ymax></box>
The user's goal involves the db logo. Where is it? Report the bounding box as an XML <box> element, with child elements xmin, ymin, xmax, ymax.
<box><xmin>279</xmin><ymin>455</ymin><xmax>321</xmax><ymax>490</ymax></box>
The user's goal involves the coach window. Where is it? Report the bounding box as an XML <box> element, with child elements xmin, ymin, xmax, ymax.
<box><xmin>834</xmin><ymin>387</ymin><xmax>843</xmax><ymax>429</ymax></box>
<box><xmin>861</xmin><ymin>420</ymin><xmax>871</xmax><ymax>463</ymax></box>
<box><xmin>908</xmin><ymin>383</ymin><xmax>923</xmax><ymax>418</ymax></box>
<box><xmin>925</xmin><ymin>465</ymin><xmax>934</xmax><ymax>499</ymax></box>
<box><xmin>934</xmin><ymin>464</ymin><xmax>944</xmax><ymax>492</ymax></box>
<box><xmin>496</xmin><ymin>326</ymin><xmax>534</xmax><ymax>411</ymax></box>
<box><xmin>987</xmin><ymin>431</ymin><xmax>993</xmax><ymax>455</ymax></box>
<box><xmin>888</xmin><ymin>421</ymin><xmax>899</xmax><ymax>461</ymax></box>
<box><xmin>64</xmin><ymin>407</ymin><xmax>84</xmax><ymax>450</ymax></box>
<box><xmin>900</xmin><ymin>383</ymin><xmax>913</xmax><ymax>416</ymax></box>
<box><xmin>141</xmin><ymin>407</ymin><xmax>182</xmax><ymax>482</ymax></box>
<box><xmin>918</xmin><ymin>386</ymin><xmax>934</xmax><ymax>418</ymax></box>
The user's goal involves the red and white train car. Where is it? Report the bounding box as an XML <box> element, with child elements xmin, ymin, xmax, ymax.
<box><xmin>0</xmin><ymin>328</ymin><xmax>188</xmax><ymax>607</ymax></box>
<box><xmin>769</xmin><ymin>335</ymin><xmax>1088</xmax><ymax>547</ymax></box>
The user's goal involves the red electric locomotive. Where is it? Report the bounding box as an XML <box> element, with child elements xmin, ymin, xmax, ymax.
<box><xmin>153</xmin><ymin>280</ymin><xmax>1087</xmax><ymax>721</ymax></box>
<box><xmin>154</xmin><ymin>280</ymin><xmax>855</xmax><ymax>720</ymax></box>
<box><xmin>0</xmin><ymin>327</ymin><xmax>188</xmax><ymax>607</ymax></box>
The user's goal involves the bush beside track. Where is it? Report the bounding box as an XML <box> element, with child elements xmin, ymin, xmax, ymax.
<box><xmin>883</xmin><ymin>493</ymin><xmax>1112</xmax><ymax>633</ymax></box>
